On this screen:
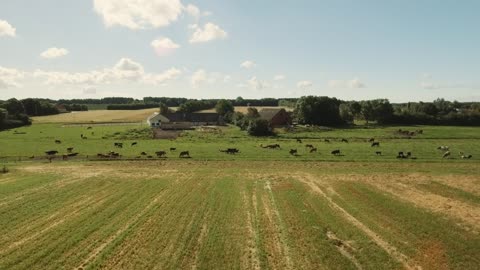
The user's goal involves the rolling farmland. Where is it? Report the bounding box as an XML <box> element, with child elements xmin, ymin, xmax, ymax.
<box><xmin>0</xmin><ymin>161</ymin><xmax>479</xmax><ymax>269</ymax></box>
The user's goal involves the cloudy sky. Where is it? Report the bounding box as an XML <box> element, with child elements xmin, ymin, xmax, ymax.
<box><xmin>0</xmin><ymin>0</ymin><xmax>479</xmax><ymax>102</ymax></box>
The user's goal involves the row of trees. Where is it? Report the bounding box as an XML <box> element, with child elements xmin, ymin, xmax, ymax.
<box><xmin>0</xmin><ymin>99</ymin><xmax>32</xmax><ymax>129</ymax></box>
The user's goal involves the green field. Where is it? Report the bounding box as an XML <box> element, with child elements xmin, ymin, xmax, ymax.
<box><xmin>0</xmin><ymin>123</ymin><xmax>479</xmax><ymax>162</ymax></box>
<box><xmin>1</xmin><ymin>116</ymin><xmax>479</xmax><ymax>269</ymax></box>
<box><xmin>0</xmin><ymin>161</ymin><xmax>479</xmax><ymax>269</ymax></box>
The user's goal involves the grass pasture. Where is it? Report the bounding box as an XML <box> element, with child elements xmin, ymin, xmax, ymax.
<box><xmin>0</xmin><ymin>161</ymin><xmax>479</xmax><ymax>269</ymax></box>
<box><xmin>0</xmin><ymin>123</ymin><xmax>479</xmax><ymax>162</ymax></box>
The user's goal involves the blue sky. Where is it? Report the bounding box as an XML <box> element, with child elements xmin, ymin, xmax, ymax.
<box><xmin>0</xmin><ymin>0</ymin><xmax>479</xmax><ymax>102</ymax></box>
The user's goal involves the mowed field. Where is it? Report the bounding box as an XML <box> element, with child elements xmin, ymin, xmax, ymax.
<box><xmin>31</xmin><ymin>107</ymin><xmax>291</xmax><ymax>124</ymax></box>
<box><xmin>31</xmin><ymin>108</ymin><xmax>161</xmax><ymax>124</ymax></box>
<box><xmin>0</xmin><ymin>161</ymin><xmax>479</xmax><ymax>269</ymax></box>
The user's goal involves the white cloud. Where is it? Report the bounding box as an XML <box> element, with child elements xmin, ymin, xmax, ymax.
<box><xmin>328</xmin><ymin>78</ymin><xmax>366</xmax><ymax>88</ymax></box>
<box><xmin>0</xmin><ymin>20</ymin><xmax>16</xmax><ymax>37</ymax></box>
<box><xmin>190</xmin><ymin>69</ymin><xmax>221</xmax><ymax>88</ymax></box>
<box><xmin>151</xmin><ymin>37</ymin><xmax>180</xmax><ymax>56</ymax></box>
<box><xmin>83</xmin><ymin>86</ymin><xmax>97</xmax><ymax>95</ymax></box>
<box><xmin>248</xmin><ymin>76</ymin><xmax>269</xmax><ymax>90</ymax></box>
<box><xmin>191</xmin><ymin>69</ymin><xmax>207</xmax><ymax>88</ymax></box>
<box><xmin>40</xmin><ymin>47</ymin><xmax>69</xmax><ymax>59</ymax></box>
<box><xmin>348</xmin><ymin>78</ymin><xmax>365</xmax><ymax>88</ymax></box>
<box><xmin>33</xmin><ymin>58</ymin><xmax>181</xmax><ymax>86</ymax></box>
<box><xmin>297</xmin><ymin>80</ymin><xmax>313</xmax><ymax>89</ymax></box>
<box><xmin>93</xmin><ymin>0</ymin><xmax>183</xmax><ymax>29</ymax></box>
<box><xmin>185</xmin><ymin>4</ymin><xmax>200</xmax><ymax>19</ymax></box>
<box><xmin>274</xmin><ymin>75</ymin><xmax>285</xmax><ymax>81</ymax></box>
<box><xmin>241</xmin><ymin>60</ymin><xmax>256</xmax><ymax>69</ymax></box>
<box><xmin>143</xmin><ymin>68</ymin><xmax>182</xmax><ymax>84</ymax></box>
<box><xmin>420</xmin><ymin>81</ymin><xmax>476</xmax><ymax>90</ymax></box>
<box><xmin>0</xmin><ymin>66</ymin><xmax>24</xmax><ymax>88</ymax></box>
<box><xmin>189</xmin><ymin>22</ymin><xmax>227</xmax><ymax>43</ymax></box>
<box><xmin>223</xmin><ymin>75</ymin><xmax>231</xmax><ymax>83</ymax></box>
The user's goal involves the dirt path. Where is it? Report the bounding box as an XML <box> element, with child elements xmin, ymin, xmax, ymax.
<box><xmin>296</xmin><ymin>174</ymin><xmax>421</xmax><ymax>270</ymax></box>
<box><xmin>242</xmin><ymin>190</ymin><xmax>261</xmax><ymax>270</ymax></box>
<box><xmin>263</xmin><ymin>180</ymin><xmax>294</xmax><ymax>270</ymax></box>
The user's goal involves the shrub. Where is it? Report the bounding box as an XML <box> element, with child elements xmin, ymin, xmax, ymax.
<box><xmin>247</xmin><ymin>119</ymin><xmax>274</xmax><ymax>136</ymax></box>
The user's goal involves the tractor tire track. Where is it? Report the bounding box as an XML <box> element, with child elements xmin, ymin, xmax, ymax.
<box><xmin>296</xmin><ymin>174</ymin><xmax>421</xmax><ymax>270</ymax></box>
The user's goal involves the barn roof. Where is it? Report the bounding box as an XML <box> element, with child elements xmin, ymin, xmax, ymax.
<box><xmin>259</xmin><ymin>108</ymin><xmax>285</xmax><ymax>121</ymax></box>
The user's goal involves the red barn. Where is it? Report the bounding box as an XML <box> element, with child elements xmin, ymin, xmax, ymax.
<box><xmin>259</xmin><ymin>108</ymin><xmax>291</xmax><ymax>127</ymax></box>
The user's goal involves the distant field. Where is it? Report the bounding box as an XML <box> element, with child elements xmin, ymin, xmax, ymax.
<box><xmin>199</xmin><ymin>106</ymin><xmax>293</xmax><ymax>113</ymax></box>
<box><xmin>0</xmin><ymin>161</ymin><xmax>479</xmax><ymax>269</ymax></box>
<box><xmin>31</xmin><ymin>108</ymin><xmax>160</xmax><ymax>124</ymax></box>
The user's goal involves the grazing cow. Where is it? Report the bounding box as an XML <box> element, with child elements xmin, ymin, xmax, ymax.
<box><xmin>226</xmin><ymin>148</ymin><xmax>240</xmax><ymax>154</ymax></box>
<box><xmin>179</xmin><ymin>151</ymin><xmax>190</xmax><ymax>158</ymax></box>
<box><xmin>131</xmin><ymin>142</ymin><xmax>138</xmax><ymax>146</ymax></box>
<box><xmin>324</xmin><ymin>139</ymin><xmax>330</xmax><ymax>143</ymax></box>
<box><xmin>87</xmin><ymin>126</ymin><xmax>93</xmax><ymax>130</ymax></box>
<box><xmin>45</xmin><ymin>150</ymin><xmax>58</xmax><ymax>156</ymax></box>
<box><xmin>397</xmin><ymin>152</ymin><xmax>405</xmax><ymax>159</ymax></box>
<box><xmin>296</xmin><ymin>139</ymin><xmax>302</xmax><ymax>143</ymax></box>
<box><xmin>462</xmin><ymin>154</ymin><xmax>473</xmax><ymax>159</ymax></box>
<box><xmin>310</xmin><ymin>148</ymin><xmax>317</xmax><ymax>153</ymax></box>
<box><xmin>81</xmin><ymin>134</ymin><xmax>84</xmax><ymax>138</ymax></box>
<box><xmin>371</xmin><ymin>142</ymin><xmax>380</xmax><ymax>147</ymax></box>
<box><xmin>341</xmin><ymin>139</ymin><xmax>349</xmax><ymax>143</ymax></box>
<box><xmin>443</xmin><ymin>151</ymin><xmax>451</xmax><ymax>159</ymax></box>
<box><xmin>141</xmin><ymin>152</ymin><xmax>147</xmax><ymax>156</ymax></box>
<box><xmin>147</xmin><ymin>156</ymin><xmax>153</xmax><ymax>159</ymax></box>
<box><xmin>406</xmin><ymin>152</ymin><xmax>412</xmax><ymax>157</ymax></box>
<box><xmin>289</xmin><ymin>149</ymin><xmax>298</xmax><ymax>156</ymax></box>
<box><xmin>67</xmin><ymin>153</ymin><xmax>79</xmax><ymax>157</ymax></box>
<box><xmin>155</xmin><ymin>151</ymin><xmax>167</xmax><ymax>157</ymax></box>
<box><xmin>170</xmin><ymin>148</ymin><xmax>177</xmax><ymax>151</ymax></box>
<box><xmin>437</xmin><ymin>146</ymin><xmax>449</xmax><ymax>151</ymax></box>
<box><xmin>82</xmin><ymin>136</ymin><xmax>88</xmax><ymax>140</ymax></box>
<box><xmin>375</xmin><ymin>151</ymin><xmax>382</xmax><ymax>156</ymax></box>
<box><xmin>114</xmin><ymin>142</ymin><xmax>123</xmax><ymax>148</ymax></box>
<box><xmin>55</xmin><ymin>140</ymin><xmax>62</xmax><ymax>144</ymax></box>
<box><xmin>261</xmin><ymin>144</ymin><xmax>281</xmax><ymax>149</ymax></box>
<box><xmin>368</xmin><ymin>138</ymin><xmax>375</xmax><ymax>142</ymax></box>
<box><xmin>331</xmin><ymin>149</ymin><xmax>341</xmax><ymax>155</ymax></box>
<box><xmin>91</xmin><ymin>132</ymin><xmax>95</xmax><ymax>136</ymax></box>
<box><xmin>67</xmin><ymin>147</ymin><xmax>74</xmax><ymax>153</ymax></box>
<box><xmin>305</xmin><ymin>144</ymin><xmax>314</xmax><ymax>148</ymax></box>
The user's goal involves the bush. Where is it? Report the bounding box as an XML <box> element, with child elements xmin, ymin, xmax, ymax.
<box><xmin>247</xmin><ymin>119</ymin><xmax>274</xmax><ymax>136</ymax></box>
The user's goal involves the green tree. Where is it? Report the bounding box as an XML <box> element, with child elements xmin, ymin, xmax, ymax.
<box><xmin>339</xmin><ymin>103</ymin><xmax>353</xmax><ymax>123</ymax></box>
<box><xmin>294</xmin><ymin>96</ymin><xmax>342</xmax><ymax>126</ymax></box>
<box><xmin>5</xmin><ymin>98</ymin><xmax>25</xmax><ymax>115</ymax></box>
<box><xmin>159</xmin><ymin>102</ymin><xmax>170</xmax><ymax>115</ymax></box>
<box><xmin>246</xmin><ymin>107</ymin><xmax>260</xmax><ymax>118</ymax></box>
<box><xmin>247</xmin><ymin>118</ymin><xmax>273</xmax><ymax>136</ymax></box>
<box><xmin>215</xmin><ymin>100</ymin><xmax>234</xmax><ymax>116</ymax></box>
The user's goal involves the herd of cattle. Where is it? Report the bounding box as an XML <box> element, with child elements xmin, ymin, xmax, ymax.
<box><xmin>37</xmin><ymin>128</ymin><xmax>474</xmax><ymax>162</ymax></box>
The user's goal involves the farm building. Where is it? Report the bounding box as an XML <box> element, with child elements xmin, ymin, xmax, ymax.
<box><xmin>147</xmin><ymin>112</ymin><xmax>224</xmax><ymax>129</ymax></box>
<box><xmin>259</xmin><ymin>108</ymin><xmax>292</xmax><ymax>126</ymax></box>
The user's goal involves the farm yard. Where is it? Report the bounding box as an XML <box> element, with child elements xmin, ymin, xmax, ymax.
<box><xmin>1</xmin><ymin>112</ymin><xmax>480</xmax><ymax>269</ymax></box>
